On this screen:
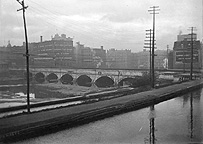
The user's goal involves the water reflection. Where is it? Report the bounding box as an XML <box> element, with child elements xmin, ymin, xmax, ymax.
<box><xmin>190</xmin><ymin>93</ymin><xmax>193</xmax><ymax>139</ymax></box>
<box><xmin>144</xmin><ymin>105</ymin><xmax>156</xmax><ymax>144</ymax></box>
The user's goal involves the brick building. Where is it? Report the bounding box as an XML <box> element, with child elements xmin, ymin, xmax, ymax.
<box><xmin>173</xmin><ymin>33</ymin><xmax>202</xmax><ymax>70</ymax></box>
<box><xmin>30</xmin><ymin>34</ymin><xmax>75</xmax><ymax>68</ymax></box>
<box><xmin>106</xmin><ymin>49</ymin><xmax>133</xmax><ymax>69</ymax></box>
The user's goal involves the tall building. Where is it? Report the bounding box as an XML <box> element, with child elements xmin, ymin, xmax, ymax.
<box><xmin>75</xmin><ymin>42</ymin><xmax>94</xmax><ymax>68</ymax></box>
<box><xmin>168</xmin><ymin>50</ymin><xmax>174</xmax><ymax>69</ymax></box>
<box><xmin>106</xmin><ymin>49</ymin><xmax>133</xmax><ymax>69</ymax></box>
<box><xmin>82</xmin><ymin>47</ymin><xmax>94</xmax><ymax>68</ymax></box>
<box><xmin>0</xmin><ymin>44</ymin><xmax>10</xmax><ymax>73</ymax></box>
<box><xmin>136</xmin><ymin>49</ymin><xmax>168</xmax><ymax>69</ymax></box>
<box><xmin>75</xmin><ymin>42</ymin><xmax>84</xmax><ymax>68</ymax></box>
<box><xmin>92</xmin><ymin>46</ymin><xmax>106</xmax><ymax>68</ymax></box>
<box><xmin>136</xmin><ymin>49</ymin><xmax>150</xmax><ymax>69</ymax></box>
<box><xmin>177</xmin><ymin>33</ymin><xmax>197</xmax><ymax>42</ymax></box>
<box><xmin>173</xmin><ymin>33</ymin><xmax>201</xmax><ymax>70</ymax></box>
<box><xmin>30</xmin><ymin>34</ymin><xmax>75</xmax><ymax>68</ymax></box>
<box><xmin>154</xmin><ymin>50</ymin><xmax>168</xmax><ymax>69</ymax></box>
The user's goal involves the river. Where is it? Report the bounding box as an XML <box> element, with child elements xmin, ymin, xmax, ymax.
<box><xmin>10</xmin><ymin>88</ymin><xmax>203</xmax><ymax>144</ymax></box>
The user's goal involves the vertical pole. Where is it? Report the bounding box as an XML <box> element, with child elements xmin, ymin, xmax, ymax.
<box><xmin>149</xmin><ymin>6</ymin><xmax>159</xmax><ymax>88</ymax></box>
<box><xmin>149</xmin><ymin>30</ymin><xmax>152</xmax><ymax>84</ymax></box>
<box><xmin>152</xmin><ymin>10</ymin><xmax>155</xmax><ymax>88</ymax></box>
<box><xmin>190</xmin><ymin>27</ymin><xmax>194</xmax><ymax>80</ymax></box>
<box><xmin>18</xmin><ymin>0</ymin><xmax>30</xmax><ymax>113</ymax></box>
<box><xmin>181</xmin><ymin>43</ymin><xmax>185</xmax><ymax>73</ymax></box>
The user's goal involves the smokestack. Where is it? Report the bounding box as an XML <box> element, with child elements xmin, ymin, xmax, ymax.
<box><xmin>101</xmin><ymin>46</ymin><xmax>103</xmax><ymax>50</ymax></box>
<box><xmin>40</xmin><ymin>36</ymin><xmax>43</xmax><ymax>42</ymax></box>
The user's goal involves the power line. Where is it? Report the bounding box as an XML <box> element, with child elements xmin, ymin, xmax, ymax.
<box><xmin>24</xmin><ymin>1</ymin><xmax>143</xmax><ymax>47</ymax></box>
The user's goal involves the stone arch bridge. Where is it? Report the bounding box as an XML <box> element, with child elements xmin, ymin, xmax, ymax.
<box><xmin>30</xmin><ymin>68</ymin><xmax>144</xmax><ymax>88</ymax></box>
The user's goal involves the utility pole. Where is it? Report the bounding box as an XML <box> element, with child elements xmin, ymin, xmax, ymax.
<box><xmin>144</xmin><ymin>29</ymin><xmax>156</xmax><ymax>87</ymax></box>
<box><xmin>148</xmin><ymin>6</ymin><xmax>160</xmax><ymax>88</ymax></box>
<box><xmin>189</xmin><ymin>27</ymin><xmax>196</xmax><ymax>80</ymax></box>
<box><xmin>17</xmin><ymin>0</ymin><xmax>30</xmax><ymax>113</ymax></box>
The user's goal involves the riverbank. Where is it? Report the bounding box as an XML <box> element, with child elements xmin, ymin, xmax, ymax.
<box><xmin>34</xmin><ymin>83</ymin><xmax>115</xmax><ymax>98</ymax></box>
<box><xmin>0</xmin><ymin>79</ymin><xmax>203</xmax><ymax>142</ymax></box>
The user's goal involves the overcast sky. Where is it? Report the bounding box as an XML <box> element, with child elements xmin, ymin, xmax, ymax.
<box><xmin>0</xmin><ymin>0</ymin><xmax>202</xmax><ymax>52</ymax></box>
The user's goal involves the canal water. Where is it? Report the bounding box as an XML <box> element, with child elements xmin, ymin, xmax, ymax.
<box><xmin>11</xmin><ymin>88</ymin><xmax>203</xmax><ymax>144</ymax></box>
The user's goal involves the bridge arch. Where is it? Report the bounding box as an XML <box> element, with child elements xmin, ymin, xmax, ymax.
<box><xmin>76</xmin><ymin>75</ymin><xmax>92</xmax><ymax>87</ymax></box>
<box><xmin>60</xmin><ymin>73</ymin><xmax>73</xmax><ymax>84</ymax></box>
<box><xmin>118</xmin><ymin>77</ymin><xmax>135</xmax><ymax>86</ymax></box>
<box><xmin>24</xmin><ymin>71</ymin><xmax>33</xmax><ymax>81</ymax></box>
<box><xmin>35</xmin><ymin>72</ymin><xmax>45</xmax><ymax>83</ymax></box>
<box><xmin>46</xmin><ymin>73</ymin><xmax>58</xmax><ymax>83</ymax></box>
<box><xmin>95</xmin><ymin>76</ymin><xmax>114</xmax><ymax>88</ymax></box>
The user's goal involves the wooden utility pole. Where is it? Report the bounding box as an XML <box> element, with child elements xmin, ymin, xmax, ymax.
<box><xmin>17</xmin><ymin>0</ymin><xmax>30</xmax><ymax>113</ymax></box>
<box><xmin>148</xmin><ymin>6</ymin><xmax>160</xmax><ymax>88</ymax></box>
<box><xmin>189</xmin><ymin>27</ymin><xmax>196</xmax><ymax>80</ymax></box>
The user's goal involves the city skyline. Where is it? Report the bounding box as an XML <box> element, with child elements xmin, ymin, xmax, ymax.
<box><xmin>0</xmin><ymin>0</ymin><xmax>202</xmax><ymax>52</ymax></box>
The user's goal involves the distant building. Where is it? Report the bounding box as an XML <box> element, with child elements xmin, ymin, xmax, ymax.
<box><xmin>75</xmin><ymin>42</ymin><xmax>84</xmax><ymax>68</ymax></box>
<box><xmin>154</xmin><ymin>50</ymin><xmax>168</xmax><ymax>69</ymax></box>
<box><xmin>9</xmin><ymin>45</ymin><xmax>26</xmax><ymax>68</ymax></box>
<box><xmin>82</xmin><ymin>47</ymin><xmax>94</xmax><ymax>68</ymax></box>
<box><xmin>173</xmin><ymin>33</ymin><xmax>201</xmax><ymax>70</ymax></box>
<box><xmin>136</xmin><ymin>49</ymin><xmax>168</xmax><ymax>70</ymax></box>
<box><xmin>130</xmin><ymin>52</ymin><xmax>139</xmax><ymax>69</ymax></box>
<box><xmin>30</xmin><ymin>34</ymin><xmax>75</xmax><ymax>68</ymax></box>
<box><xmin>106</xmin><ymin>49</ymin><xmax>133</xmax><ymax>69</ymax></box>
<box><xmin>177</xmin><ymin>33</ymin><xmax>197</xmax><ymax>42</ymax></box>
<box><xmin>136</xmin><ymin>49</ymin><xmax>150</xmax><ymax>69</ymax></box>
<box><xmin>75</xmin><ymin>42</ymin><xmax>94</xmax><ymax>68</ymax></box>
<box><xmin>168</xmin><ymin>50</ymin><xmax>174</xmax><ymax>69</ymax></box>
<box><xmin>92</xmin><ymin>46</ymin><xmax>106</xmax><ymax>68</ymax></box>
<box><xmin>106</xmin><ymin>49</ymin><xmax>116</xmax><ymax>68</ymax></box>
<box><xmin>0</xmin><ymin>44</ymin><xmax>10</xmax><ymax>73</ymax></box>
<box><xmin>0</xmin><ymin>41</ymin><xmax>28</xmax><ymax>72</ymax></box>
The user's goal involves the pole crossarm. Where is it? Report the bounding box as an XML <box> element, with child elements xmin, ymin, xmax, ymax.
<box><xmin>145</xmin><ymin>39</ymin><xmax>156</xmax><ymax>41</ymax></box>
<box><xmin>144</xmin><ymin>43</ymin><xmax>156</xmax><ymax>45</ymax></box>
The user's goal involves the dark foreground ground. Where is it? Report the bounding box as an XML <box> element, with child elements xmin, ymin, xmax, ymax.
<box><xmin>0</xmin><ymin>79</ymin><xmax>203</xmax><ymax>142</ymax></box>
